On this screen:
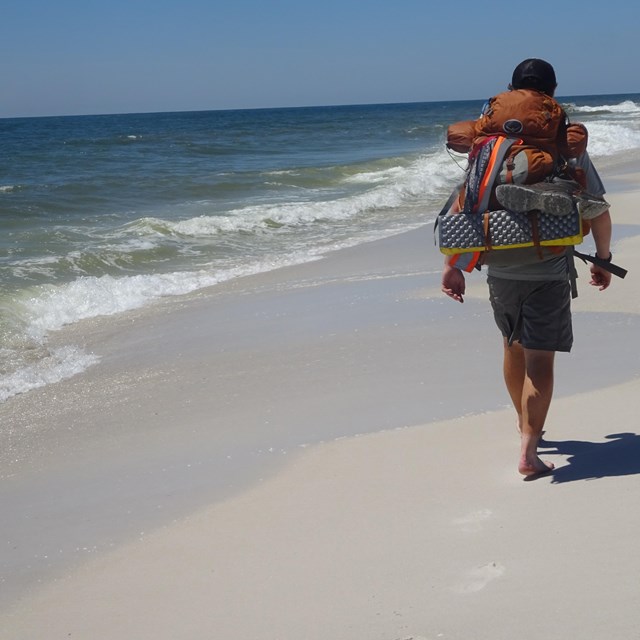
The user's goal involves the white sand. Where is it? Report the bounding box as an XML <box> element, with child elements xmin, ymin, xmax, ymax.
<box><xmin>2</xmin><ymin>174</ymin><xmax>640</xmax><ymax>639</ymax></box>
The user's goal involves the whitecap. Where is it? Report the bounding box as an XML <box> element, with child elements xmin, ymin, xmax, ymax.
<box><xmin>571</xmin><ymin>100</ymin><xmax>640</xmax><ymax>114</ymax></box>
<box><xmin>585</xmin><ymin>122</ymin><xmax>640</xmax><ymax>157</ymax></box>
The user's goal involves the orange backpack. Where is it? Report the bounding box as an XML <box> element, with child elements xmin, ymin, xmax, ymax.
<box><xmin>447</xmin><ymin>89</ymin><xmax>588</xmax><ymax>212</ymax></box>
<box><xmin>440</xmin><ymin>89</ymin><xmax>590</xmax><ymax>271</ymax></box>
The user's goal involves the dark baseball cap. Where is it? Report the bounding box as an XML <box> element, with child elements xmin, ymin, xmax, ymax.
<box><xmin>511</xmin><ymin>58</ymin><xmax>557</xmax><ymax>95</ymax></box>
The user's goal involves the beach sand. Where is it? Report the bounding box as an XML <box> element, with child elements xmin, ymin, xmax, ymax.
<box><xmin>2</xmin><ymin>172</ymin><xmax>640</xmax><ymax>638</ymax></box>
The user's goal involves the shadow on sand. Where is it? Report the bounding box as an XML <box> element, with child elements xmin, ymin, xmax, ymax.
<box><xmin>539</xmin><ymin>432</ymin><xmax>640</xmax><ymax>483</ymax></box>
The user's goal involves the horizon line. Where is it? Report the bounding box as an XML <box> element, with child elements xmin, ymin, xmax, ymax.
<box><xmin>2</xmin><ymin>91</ymin><xmax>639</xmax><ymax>121</ymax></box>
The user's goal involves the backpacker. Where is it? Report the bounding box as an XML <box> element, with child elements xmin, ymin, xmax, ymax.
<box><xmin>437</xmin><ymin>89</ymin><xmax>589</xmax><ymax>272</ymax></box>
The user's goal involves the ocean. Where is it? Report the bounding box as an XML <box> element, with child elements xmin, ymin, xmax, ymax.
<box><xmin>2</xmin><ymin>94</ymin><xmax>640</xmax><ymax>403</ymax></box>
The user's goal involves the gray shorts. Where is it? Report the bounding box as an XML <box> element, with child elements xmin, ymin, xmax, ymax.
<box><xmin>487</xmin><ymin>276</ymin><xmax>573</xmax><ymax>352</ymax></box>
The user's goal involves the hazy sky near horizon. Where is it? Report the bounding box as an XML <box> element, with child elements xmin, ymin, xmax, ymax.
<box><xmin>2</xmin><ymin>0</ymin><xmax>638</xmax><ymax>118</ymax></box>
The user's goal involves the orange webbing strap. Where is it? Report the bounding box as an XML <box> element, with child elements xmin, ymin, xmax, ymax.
<box><xmin>505</xmin><ymin>155</ymin><xmax>515</xmax><ymax>184</ymax></box>
<box><xmin>482</xmin><ymin>212</ymin><xmax>493</xmax><ymax>251</ymax></box>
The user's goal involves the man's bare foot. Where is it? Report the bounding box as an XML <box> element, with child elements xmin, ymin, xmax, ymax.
<box><xmin>519</xmin><ymin>457</ymin><xmax>554</xmax><ymax>478</ymax></box>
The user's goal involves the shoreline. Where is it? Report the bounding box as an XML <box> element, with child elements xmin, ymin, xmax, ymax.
<box><xmin>2</xmin><ymin>163</ymin><xmax>640</xmax><ymax>636</ymax></box>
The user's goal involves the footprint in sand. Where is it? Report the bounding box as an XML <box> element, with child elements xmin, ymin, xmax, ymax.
<box><xmin>453</xmin><ymin>561</ymin><xmax>506</xmax><ymax>594</ymax></box>
<box><xmin>452</xmin><ymin>508</ymin><xmax>493</xmax><ymax>532</ymax></box>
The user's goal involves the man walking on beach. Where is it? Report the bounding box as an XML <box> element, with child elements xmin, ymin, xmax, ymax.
<box><xmin>441</xmin><ymin>59</ymin><xmax>613</xmax><ymax>478</ymax></box>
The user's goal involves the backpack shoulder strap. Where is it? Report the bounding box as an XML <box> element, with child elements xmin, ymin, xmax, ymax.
<box><xmin>474</xmin><ymin>136</ymin><xmax>519</xmax><ymax>212</ymax></box>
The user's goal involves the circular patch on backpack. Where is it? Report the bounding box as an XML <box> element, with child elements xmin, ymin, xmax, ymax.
<box><xmin>503</xmin><ymin>119</ymin><xmax>523</xmax><ymax>134</ymax></box>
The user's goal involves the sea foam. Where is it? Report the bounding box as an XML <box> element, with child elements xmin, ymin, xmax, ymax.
<box><xmin>135</xmin><ymin>151</ymin><xmax>460</xmax><ymax>239</ymax></box>
<box><xmin>0</xmin><ymin>346</ymin><xmax>100</xmax><ymax>403</ymax></box>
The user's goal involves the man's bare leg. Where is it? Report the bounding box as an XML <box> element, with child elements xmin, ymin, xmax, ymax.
<box><xmin>502</xmin><ymin>340</ymin><xmax>555</xmax><ymax>476</ymax></box>
<box><xmin>519</xmin><ymin>347</ymin><xmax>555</xmax><ymax>475</ymax></box>
<box><xmin>502</xmin><ymin>339</ymin><xmax>525</xmax><ymax>432</ymax></box>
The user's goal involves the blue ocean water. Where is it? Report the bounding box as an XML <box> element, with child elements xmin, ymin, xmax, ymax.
<box><xmin>2</xmin><ymin>95</ymin><xmax>640</xmax><ymax>402</ymax></box>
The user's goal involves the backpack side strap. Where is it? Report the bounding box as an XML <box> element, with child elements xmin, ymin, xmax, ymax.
<box><xmin>572</xmin><ymin>249</ymin><xmax>628</xmax><ymax>279</ymax></box>
<box><xmin>433</xmin><ymin>182</ymin><xmax>464</xmax><ymax>241</ymax></box>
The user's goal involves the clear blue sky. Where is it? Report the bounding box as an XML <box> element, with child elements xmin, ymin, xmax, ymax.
<box><xmin>2</xmin><ymin>0</ymin><xmax>638</xmax><ymax>118</ymax></box>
